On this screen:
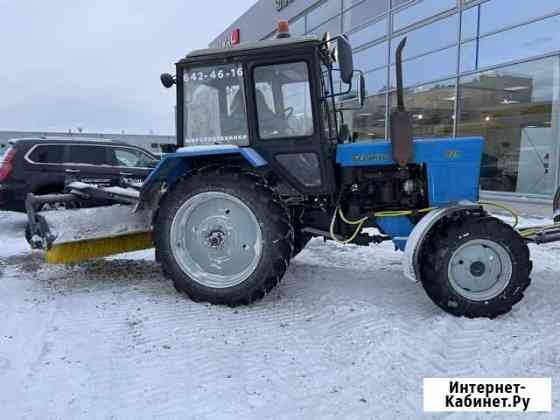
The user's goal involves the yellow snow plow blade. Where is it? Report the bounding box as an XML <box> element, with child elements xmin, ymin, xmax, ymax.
<box><xmin>26</xmin><ymin>199</ymin><xmax>155</xmax><ymax>264</ymax></box>
<box><xmin>46</xmin><ymin>231</ymin><xmax>153</xmax><ymax>264</ymax></box>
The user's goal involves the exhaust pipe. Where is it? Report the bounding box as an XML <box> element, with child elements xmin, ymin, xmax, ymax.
<box><xmin>390</xmin><ymin>37</ymin><xmax>414</xmax><ymax>167</ymax></box>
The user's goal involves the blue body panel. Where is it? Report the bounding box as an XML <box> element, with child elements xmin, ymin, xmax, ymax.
<box><xmin>140</xmin><ymin>139</ymin><xmax>483</xmax><ymax>252</ymax></box>
<box><xmin>337</xmin><ymin>137</ymin><xmax>484</xmax><ymax>250</ymax></box>
<box><xmin>141</xmin><ymin>146</ymin><xmax>267</xmax><ymax>197</ymax></box>
<box><xmin>376</xmin><ymin>217</ymin><xmax>415</xmax><ymax>251</ymax></box>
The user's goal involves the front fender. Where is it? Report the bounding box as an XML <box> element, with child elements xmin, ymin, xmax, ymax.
<box><xmin>402</xmin><ymin>203</ymin><xmax>482</xmax><ymax>282</ymax></box>
<box><xmin>139</xmin><ymin>145</ymin><xmax>267</xmax><ymax>205</ymax></box>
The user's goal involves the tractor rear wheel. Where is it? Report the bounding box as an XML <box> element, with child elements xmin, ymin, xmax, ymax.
<box><xmin>554</xmin><ymin>187</ymin><xmax>560</xmax><ymax>223</ymax></box>
<box><xmin>154</xmin><ymin>169</ymin><xmax>293</xmax><ymax>306</ymax></box>
<box><xmin>419</xmin><ymin>214</ymin><xmax>532</xmax><ymax>318</ymax></box>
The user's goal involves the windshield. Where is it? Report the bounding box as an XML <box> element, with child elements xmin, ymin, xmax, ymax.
<box><xmin>183</xmin><ymin>64</ymin><xmax>249</xmax><ymax>146</ymax></box>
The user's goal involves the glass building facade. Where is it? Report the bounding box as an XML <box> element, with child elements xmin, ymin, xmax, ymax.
<box><xmin>214</xmin><ymin>0</ymin><xmax>560</xmax><ymax>199</ymax></box>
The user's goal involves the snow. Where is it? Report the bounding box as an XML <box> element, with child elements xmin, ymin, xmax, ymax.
<box><xmin>103</xmin><ymin>186</ymin><xmax>141</xmax><ymax>199</ymax></box>
<box><xmin>39</xmin><ymin>206</ymin><xmax>152</xmax><ymax>245</ymax></box>
<box><xmin>68</xmin><ymin>182</ymin><xmax>141</xmax><ymax>200</ymax></box>
<box><xmin>0</xmin><ymin>210</ymin><xmax>559</xmax><ymax>418</ymax></box>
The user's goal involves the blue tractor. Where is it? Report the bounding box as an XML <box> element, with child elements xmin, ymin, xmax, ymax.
<box><xmin>26</xmin><ymin>22</ymin><xmax>560</xmax><ymax>318</ymax></box>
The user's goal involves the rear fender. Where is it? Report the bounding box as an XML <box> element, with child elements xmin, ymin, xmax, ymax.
<box><xmin>139</xmin><ymin>145</ymin><xmax>267</xmax><ymax>206</ymax></box>
<box><xmin>402</xmin><ymin>203</ymin><xmax>482</xmax><ymax>282</ymax></box>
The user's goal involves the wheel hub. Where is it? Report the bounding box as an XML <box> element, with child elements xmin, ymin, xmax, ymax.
<box><xmin>448</xmin><ymin>239</ymin><xmax>513</xmax><ymax>301</ymax></box>
<box><xmin>470</xmin><ymin>261</ymin><xmax>486</xmax><ymax>277</ymax></box>
<box><xmin>207</xmin><ymin>230</ymin><xmax>226</xmax><ymax>249</ymax></box>
<box><xmin>170</xmin><ymin>192</ymin><xmax>263</xmax><ymax>289</ymax></box>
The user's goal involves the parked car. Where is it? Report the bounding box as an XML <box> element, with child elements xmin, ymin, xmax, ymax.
<box><xmin>0</xmin><ymin>137</ymin><xmax>158</xmax><ymax>212</ymax></box>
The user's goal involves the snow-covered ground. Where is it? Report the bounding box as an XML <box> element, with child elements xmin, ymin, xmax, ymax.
<box><xmin>0</xmin><ymin>210</ymin><xmax>558</xmax><ymax>419</ymax></box>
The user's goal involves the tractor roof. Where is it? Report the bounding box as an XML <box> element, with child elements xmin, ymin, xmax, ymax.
<box><xmin>180</xmin><ymin>35</ymin><xmax>321</xmax><ymax>63</ymax></box>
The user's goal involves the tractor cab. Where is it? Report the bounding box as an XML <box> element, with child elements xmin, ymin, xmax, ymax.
<box><xmin>161</xmin><ymin>22</ymin><xmax>364</xmax><ymax>196</ymax></box>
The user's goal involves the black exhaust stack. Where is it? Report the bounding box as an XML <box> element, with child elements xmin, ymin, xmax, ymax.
<box><xmin>390</xmin><ymin>37</ymin><xmax>413</xmax><ymax>167</ymax></box>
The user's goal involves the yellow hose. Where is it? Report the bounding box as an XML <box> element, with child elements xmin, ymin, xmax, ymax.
<box><xmin>478</xmin><ymin>201</ymin><xmax>520</xmax><ymax>228</ymax></box>
<box><xmin>329</xmin><ymin>208</ymin><xmax>367</xmax><ymax>244</ymax></box>
<box><xmin>329</xmin><ymin>200</ymin><xmax>554</xmax><ymax>245</ymax></box>
<box><xmin>330</xmin><ymin>206</ymin><xmax>435</xmax><ymax>244</ymax></box>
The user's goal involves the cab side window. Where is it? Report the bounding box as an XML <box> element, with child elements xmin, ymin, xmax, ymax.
<box><xmin>253</xmin><ymin>62</ymin><xmax>314</xmax><ymax>139</ymax></box>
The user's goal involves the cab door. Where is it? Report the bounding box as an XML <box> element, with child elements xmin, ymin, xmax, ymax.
<box><xmin>246</xmin><ymin>53</ymin><xmax>335</xmax><ymax>195</ymax></box>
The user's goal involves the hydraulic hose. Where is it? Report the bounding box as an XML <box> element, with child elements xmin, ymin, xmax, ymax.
<box><xmin>328</xmin><ymin>200</ymin><xmax>553</xmax><ymax>245</ymax></box>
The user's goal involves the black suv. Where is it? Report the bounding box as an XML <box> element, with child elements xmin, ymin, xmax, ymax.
<box><xmin>0</xmin><ymin>138</ymin><xmax>158</xmax><ymax>212</ymax></box>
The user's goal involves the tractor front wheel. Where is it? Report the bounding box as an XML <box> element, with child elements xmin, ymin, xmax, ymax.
<box><xmin>154</xmin><ymin>169</ymin><xmax>293</xmax><ymax>306</ymax></box>
<box><xmin>419</xmin><ymin>214</ymin><xmax>532</xmax><ymax>318</ymax></box>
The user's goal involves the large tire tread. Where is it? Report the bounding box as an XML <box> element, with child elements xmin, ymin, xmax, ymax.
<box><xmin>419</xmin><ymin>211</ymin><xmax>532</xmax><ymax>319</ymax></box>
<box><xmin>154</xmin><ymin>166</ymin><xmax>293</xmax><ymax>307</ymax></box>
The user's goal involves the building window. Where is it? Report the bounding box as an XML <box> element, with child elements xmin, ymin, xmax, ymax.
<box><xmin>392</xmin><ymin>0</ymin><xmax>456</xmax><ymax>32</ymax></box>
<box><xmin>389</xmin><ymin>79</ymin><xmax>456</xmax><ymax>139</ymax></box>
<box><xmin>307</xmin><ymin>15</ymin><xmax>341</xmax><ymax>37</ymax></box>
<box><xmin>290</xmin><ymin>16</ymin><xmax>306</xmax><ymax>35</ymax></box>
<box><xmin>458</xmin><ymin>56</ymin><xmax>560</xmax><ymax>197</ymax></box>
<box><xmin>390</xmin><ymin>46</ymin><xmax>458</xmax><ymax>88</ymax></box>
<box><xmin>461</xmin><ymin>4</ymin><xmax>479</xmax><ymax>41</ymax></box>
<box><xmin>348</xmin><ymin>17</ymin><xmax>387</xmax><ymax>48</ymax></box>
<box><xmin>459</xmin><ymin>40</ymin><xmax>477</xmax><ymax>73</ymax></box>
<box><xmin>344</xmin><ymin>93</ymin><xmax>387</xmax><ymax>141</ymax></box>
<box><xmin>390</xmin><ymin>14</ymin><xmax>457</xmax><ymax>63</ymax></box>
<box><xmin>391</xmin><ymin>0</ymin><xmax>412</xmax><ymax>9</ymax></box>
<box><xmin>460</xmin><ymin>10</ymin><xmax>560</xmax><ymax>74</ymax></box>
<box><xmin>343</xmin><ymin>0</ymin><xmax>388</xmax><ymax>32</ymax></box>
<box><xmin>343</xmin><ymin>0</ymin><xmax>362</xmax><ymax>11</ymax></box>
<box><xmin>353</xmin><ymin>42</ymin><xmax>388</xmax><ymax>72</ymax></box>
<box><xmin>476</xmin><ymin>15</ymin><xmax>560</xmax><ymax>70</ymax></box>
<box><xmin>479</xmin><ymin>0</ymin><xmax>560</xmax><ymax>36</ymax></box>
<box><xmin>306</xmin><ymin>0</ymin><xmax>341</xmax><ymax>31</ymax></box>
<box><xmin>364</xmin><ymin>67</ymin><xmax>389</xmax><ymax>95</ymax></box>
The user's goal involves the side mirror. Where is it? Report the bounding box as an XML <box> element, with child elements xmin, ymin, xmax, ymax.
<box><xmin>336</xmin><ymin>35</ymin><xmax>354</xmax><ymax>85</ymax></box>
<box><xmin>160</xmin><ymin>73</ymin><xmax>176</xmax><ymax>89</ymax></box>
<box><xmin>333</xmin><ymin>71</ymin><xmax>366</xmax><ymax>112</ymax></box>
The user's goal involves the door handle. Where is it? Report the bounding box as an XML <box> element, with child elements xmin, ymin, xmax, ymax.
<box><xmin>120</xmin><ymin>172</ymin><xmax>133</xmax><ymax>176</ymax></box>
<box><xmin>65</xmin><ymin>169</ymin><xmax>81</xmax><ymax>174</ymax></box>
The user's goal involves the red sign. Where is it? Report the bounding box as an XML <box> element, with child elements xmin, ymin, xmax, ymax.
<box><xmin>231</xmin><ymin>29</ymin><xmax>240</xmax><ymax>46</ymax></box>
<box><xmin>219</xmin><ymin>29</ymin><xmax>241</xmax><ymax>48</ymax></box>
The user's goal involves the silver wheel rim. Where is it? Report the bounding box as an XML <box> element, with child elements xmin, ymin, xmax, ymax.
<box><xmin>170</xmin><ymin>192</ymin><xmax>263</xmax><ymax>289</ymax></box>
<box><xmin>448</xmin><ymin>239</ymin><xmax>513</xmax><ymax>301</ymax></box>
